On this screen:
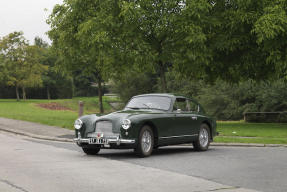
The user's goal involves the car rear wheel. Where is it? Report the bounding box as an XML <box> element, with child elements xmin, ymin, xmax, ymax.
<box><xmin>82</xmin><ymin>147</ymin><xmax>100</xmax><ymax>155</ymax></box>
<box><xmin>135</xmin><ymin>125</ymin><xmax>154</xmax><ymax>157</ymax></box>
<box><xmin>193</xmin><ymin>123</ymin><xmax>210</xmax><ymax>151</ymax></box>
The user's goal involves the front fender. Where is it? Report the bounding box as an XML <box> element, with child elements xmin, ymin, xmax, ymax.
<box><xmin>120</xmin><ymin>115</ymin><xmax>156</xmax><ymax>141</ymax></box>
<box><xmin>76</xmin><ymin>114</ymin><xmax>99</xmax><ymax>137</ymax></box>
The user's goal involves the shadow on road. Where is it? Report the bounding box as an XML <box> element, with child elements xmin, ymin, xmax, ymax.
<box><xmin>97</xmin><ymin>146</ymin><xmax>216</xmax><ymax>159</ymax></box>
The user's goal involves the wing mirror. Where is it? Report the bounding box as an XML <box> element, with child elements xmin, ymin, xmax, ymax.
<box><xmin>176</xmin><ymin>109</ymin><xmax>182</xmax><ymax>113</ymax></box>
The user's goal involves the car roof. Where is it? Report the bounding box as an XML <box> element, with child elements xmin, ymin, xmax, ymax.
<box><xmin>133</xmin><ymin>93</ymin><xmax>200</xmax><ymax>103</ymax></box>
<box><xmin>131</xmin><ymin>93</ymin><xmax>205</xmax><ymax>114</ymax></box>
<box><xmin>133</xmin><ymin>93</ymin><xmax>185</xmax><ymax>98</ymax></box>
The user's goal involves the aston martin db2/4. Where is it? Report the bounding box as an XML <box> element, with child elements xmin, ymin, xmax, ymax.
<box><xmin>74</xmin><ymin>94</ymin><xmax>216</xmax><ymax>157</ymax></box>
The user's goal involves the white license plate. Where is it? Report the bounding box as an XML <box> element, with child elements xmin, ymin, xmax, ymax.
<box><xmin>89</xmin><ymin>138</ymin><xmax>107</xmax><ymax>144</ymax></box>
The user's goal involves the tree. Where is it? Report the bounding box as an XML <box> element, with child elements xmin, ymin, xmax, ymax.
<box><xmin>34</xmin><ymin>36</ymin><xmax>49</xmax><ymax>49</ymax></box>
<box><xmin>0</xmin><ymin>32</ymin><xmax>27</xmax><ymax>100</ymax></box>
<box><xmin>252</xmin><ymin>0</ymin><xmax>287</xmax><ymax>79</ymax></box>
<box><xmin>41</xmin><ymin>50</ymin><xmax>57</xmax><ymax>100</ymax></box>
<box><xmin>119</xmin><ymin>0</ymin><xmax>287</xmax><ymax>83</ymax></box>
<box><xmin>34</xmin><ymin>37</ymin><xmax>56</xmax><ymax>100</ymax></box>
<box><xmin>118</xmin><ymin>0</ymin><xmax>211</xmax><ymax>92</ymax></box>
<box><xmin>48</xmin><ymin>0</ymin><xmax>120</xmax><ymax>113</ymax></box>
<box><xmin>21</xmin><ymin>45</ymin><xmax>47</xmax><ymax>100</ymax></box>
<box><xmin>112</xmin><ymin>69</ymin><xmax>158</xmax><ymax>103</ymax></box>
<box><xmin>0</xmin><ymin>54</ymin><xmax>5</xmax><ymax>82</ymax></box>
<box><xmin>198</xmin><ymin>0</ymin><xmax>287</xmax><ymax>82</ymax></box>
<box><xmin>48</xmin><ymin>0</ymin><xmax>287</xmax><ymax>105</ymax></box>
<box><xmin>0</xmin><ymin>32</ymin><xmax>47</xmax><ymax>100</ymax></box>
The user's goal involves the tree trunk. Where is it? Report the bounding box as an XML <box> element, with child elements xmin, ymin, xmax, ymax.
<box><xmin>16</xmin><ymin>85</ymin><xmax>20</xmax><ymax>101</ymax></box>
<box><xmin>47</xmin><ymin>87</ymin><xmax>51</xmax><ymax>100</ymax></box>
<box><xmin>71</xmin><ymin>77</ymin><xmax>75</xmax><ymax>97</ymax></box>
<box><xmin>98</xmin><ymin>78</ymin><xmax>104</xmax><ymax>114</ymax></box>
<box><xmin>22</xmin><ymin>87</ymin><xmax>26</xmax><ymax>100</ymax></box>
<box><xmin>159</xmin><ymin>60</ymin><xmax>167</xmax><ymax>92</ymax></box>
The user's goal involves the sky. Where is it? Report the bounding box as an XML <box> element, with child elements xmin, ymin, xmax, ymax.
<box><xmin>0</xmin><ymin>0</ymin><xmax>63</xmax><ymax>45</ymax></box>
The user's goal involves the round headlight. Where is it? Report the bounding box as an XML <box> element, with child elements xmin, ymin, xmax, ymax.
<box><xmin>74</xmin><ymin>119</ymin><xmax>83</xmax><ymax>130</ymax></box>
<box><xmin>122</xmin><ymin>119</ymin><xmax>131</xmax><ymax>130</ymax></box>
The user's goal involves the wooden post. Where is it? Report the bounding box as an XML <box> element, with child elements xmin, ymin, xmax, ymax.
<box><xmin>78</xmin><ymin>101</ymin><xmax>84</xmax><ymax>117</ymax></box>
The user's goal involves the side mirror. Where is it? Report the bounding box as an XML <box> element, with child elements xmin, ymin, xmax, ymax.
<box><xmin>176</xmin><ymin>109</ymin><xmax>182</xmax><ymax>113</ymax></box>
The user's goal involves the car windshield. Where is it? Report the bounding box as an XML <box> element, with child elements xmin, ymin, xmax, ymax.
<box><xmin>125</xmin><ymin>96</ymin><xmax>171</xmax><ymax>111</ymax></box>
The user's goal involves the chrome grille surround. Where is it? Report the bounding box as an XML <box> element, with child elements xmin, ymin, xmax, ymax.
<box><xmin>87</xmin><ymin>120</ymin><xmax>118</xmax><ymax>138</ymax></box>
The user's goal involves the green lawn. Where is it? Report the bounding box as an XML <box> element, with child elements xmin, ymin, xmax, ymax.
<box><xmin>0</xmin><ymin>97</ymin><xmax>119</xmax><ymax>129</ymax></box>
<box><xmin>214</xmin><ymin>137</ymin><xmax>287</xmax><ymax>144</ymax></box>
<box><xmin>215</xmin><ymin>121</ymin><xmax>287</xmax><ymax>144</ymax></box>
<box><xmin>217</xmin><ymin>121</ymin><xmax>287</xmax><ymax>138</ymax></box>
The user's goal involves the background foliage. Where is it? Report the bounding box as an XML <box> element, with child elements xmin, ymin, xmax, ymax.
<box><xmin>1</xmin><ymin>0</ymin><xmax>287</xmax><ymax>116</ymax></box>
<box><xmin>112</xmin><ymin>68</ymin><xmax>287</xmax><ymax>120</ymax></box>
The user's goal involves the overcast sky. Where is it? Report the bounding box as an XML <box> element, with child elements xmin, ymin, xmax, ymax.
<box><xmin>0</xmin><ymin>0</ymin><xmax>63</xmax><ymax>45</ymax></box>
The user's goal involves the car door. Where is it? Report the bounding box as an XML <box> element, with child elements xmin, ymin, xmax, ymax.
<box><xmin>185</xmin><ymin>100</ymin><xmax>201</xmax><ymax>136</ymax></box>
<box><xmin>155</xmin><ymin>110</ymin><xmax>178</xmax><ymax>145</ymax></box>
<box><xmin>171</xmin><ymin>97</ymin><xmax>196</xmax><ymax>143</ymax></box>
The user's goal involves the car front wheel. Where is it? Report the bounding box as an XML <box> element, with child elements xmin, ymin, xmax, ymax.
<box><xmin>82</xmin><ymin>147</ymin><xmax>100</xmax><ymax>155</ymax></box>
<box><xmin>135</xmin><ymin>125</ymin><xmax>154</xmax><ymax>157</ymax></box>
<box><xmin>193</xmin><ymin>123</ymin><xmax>210</xmax><ymax>151</ymax></box>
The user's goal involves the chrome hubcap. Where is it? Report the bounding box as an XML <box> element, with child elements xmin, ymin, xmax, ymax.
<box><xmin>199</xmin><ymin>128</ymin><xmax>209</xmax><ymax>147</ymax></box>
<box><xmin>141</xmin><ymin>130</ymin><xmax>152</xmax><ymax>153</ymax></box>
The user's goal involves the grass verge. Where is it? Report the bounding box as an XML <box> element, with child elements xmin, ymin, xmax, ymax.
<box><xmin>214</xmin><ymin>137</ymin><xmax>287</xmax><ymax>145</ymax></box>
<box><xmin>216</xmin><ymin>121</ymin><xmax>287</xmax><ymax>144</ymax></box>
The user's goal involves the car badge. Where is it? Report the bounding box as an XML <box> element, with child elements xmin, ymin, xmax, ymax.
<box><xmin>96</xmin><ymin>133</ymin><xmax>103</xmax><ymax>138</ymax></box>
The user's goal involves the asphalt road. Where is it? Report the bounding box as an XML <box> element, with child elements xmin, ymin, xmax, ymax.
<box><xmin>1</xmin><ymin>132</ymin><xmax>286</xmax><ymax>192</ymax></box>
<box><xmin>31</xmin><ymin>136</ymin><xmax>287</xmax><ymax>192</ymax></box>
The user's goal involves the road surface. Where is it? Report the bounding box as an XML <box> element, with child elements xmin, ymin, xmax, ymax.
<box><xmin>1</xmin><ymin>131</ymin><xmax>286</xmax><ymax>192</ymax></box>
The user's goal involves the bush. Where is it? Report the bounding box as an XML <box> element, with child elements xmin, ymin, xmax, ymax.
<box><xmin>111</xmin><ymin>70</ymin><xmax>157</xmax><ymax>103</ymax></box>
<box><xmin>163</xmin><ymin>69</ymin><xmax>287</xmax><ymax>120</ymax></box>
<box><xmin>245</xmin><ymin>112</ymin><xmax>287</xmax><ymax>123</ymax></box>
<box><xmin>0</xmin><ymin>77</ymin><xmax>73</xmax><ymax>99</ymax></box>
<box><xmin>111</xmin><ymin>68</ymin><xmax>287</xmax><ymax>120</ymax></box>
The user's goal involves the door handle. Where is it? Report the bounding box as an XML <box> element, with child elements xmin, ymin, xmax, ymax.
<box><xmin>191</xmin><ymin>116</ymin><xmax>197</xmax><ymax>120</ymax></box>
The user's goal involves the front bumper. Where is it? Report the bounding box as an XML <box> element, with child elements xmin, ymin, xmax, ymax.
<box><xmin>73</xmin><ymin>137</ymin><xmax>136</xmax><ymax>146</ymax></box>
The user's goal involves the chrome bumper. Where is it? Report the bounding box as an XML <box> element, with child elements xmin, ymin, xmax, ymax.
<box><xmin>73</xmin><ymin>137</ymin><xmax>135</xmax><ymax>145</ymax></box>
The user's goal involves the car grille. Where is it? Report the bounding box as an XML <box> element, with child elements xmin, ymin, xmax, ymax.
<box><xmin>95</xmin><ymin>121</ymin><xmax>115</xmax><ymax>136</ymax></box>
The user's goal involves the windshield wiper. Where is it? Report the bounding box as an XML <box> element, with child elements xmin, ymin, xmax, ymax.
<box><xmin>127</xmin><ymin>107</ymin><xmax>163</xmax><ymax>111</ymax></box>
<box><xmin>127</xmin><ymin>107</ymin><xmax>140</xmax><ymax>110</ymax></box>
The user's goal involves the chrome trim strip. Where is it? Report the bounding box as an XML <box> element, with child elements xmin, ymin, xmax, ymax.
<box><xmin>73</xmin><ymin>138</ymin><xmax>135</xmax><ymax>144</ymax></box>
<box><xmin>159</xmin><ymin>134</ymin><xmax>198</xmax><ymax>139</ymax></box>
<box><xmin>107</xmin><ymin>138</ymin><xmax>135</xmax><ymax>144</ymax></box>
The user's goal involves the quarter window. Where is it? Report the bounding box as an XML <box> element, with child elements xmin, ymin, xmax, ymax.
<box><xmin>174</xmin><ymin>98</ymin><xmax>189</xmax><ymax>111</ymax></box>
<box><xmin>173</xmin><ymin>98</ymin><xmax>200</xmax><ymax>113</ymax></box>
<box><xmin>189</xmin><ymin>100</ymin><xmax>200</xmax><ymax>112</ymax></box>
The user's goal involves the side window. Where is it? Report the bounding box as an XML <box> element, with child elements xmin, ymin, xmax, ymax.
<box><xmin>174</xmin><ymin>98</ymin><xmax>189</xmax><ymax>112</ymax></box>
<box><xmin>189</xmin><ymin>100</ymin><xmax>199</xmax><ymax>112</ymax></box>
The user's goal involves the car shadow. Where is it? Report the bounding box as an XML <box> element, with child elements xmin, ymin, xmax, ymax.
<box><xmin>97</xmin><ymin>146</ymin><xmax>215</xmax><ymax>159</ymax></box>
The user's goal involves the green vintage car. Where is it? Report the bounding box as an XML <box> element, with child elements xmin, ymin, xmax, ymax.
<box><xmin>74</xmin><ymin>94</ymin><xmax>216</xmax><ymax>157</ymax></box>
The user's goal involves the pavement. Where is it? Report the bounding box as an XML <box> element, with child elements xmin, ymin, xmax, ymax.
<box><xmin>0</xmin><ymin>117</ymin><xmax>74</xmax><ymax>142</ymax></box>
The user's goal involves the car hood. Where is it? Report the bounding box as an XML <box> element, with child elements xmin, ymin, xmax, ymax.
<box><xmin>79</xmin><ymin>109</ymin><xmax>160</xmax><ymax>133</ymax></box>
<box><xmin>101</xmin><ymin>109</ymin><xmax>155</xmax><ymax>119</ymax></box>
